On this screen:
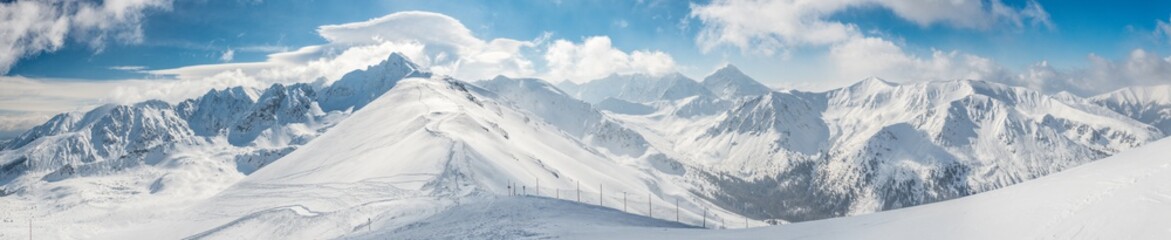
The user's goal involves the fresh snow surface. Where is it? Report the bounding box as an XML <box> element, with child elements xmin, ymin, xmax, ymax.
<box><xmin>556</xmin><ymin>136</ymin><xmax>1171</xmax><ymax>239</ymax></box>
<box><xmin>350</xmin><ymin>197</ymin><xmax>695</xmax><ymax>240</ymax></box>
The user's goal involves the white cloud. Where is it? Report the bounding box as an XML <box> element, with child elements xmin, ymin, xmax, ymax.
<box><xmin>153</xmin><ymin>11</ymin><xmax>541</xmax><ymax>83</ymax></box>
<box><xmin>220</xmin><ymin>48</ymin><xmax>235</xmax><ymax>62</ymax></box>
<box><xmin>614</xmin><ymin>19</ymin><xmax>630</xmax><ymax>29</ymax></box>
<box><xmin>689</xmin><ymin>0</ymin><xmax>1052</xmax><ymax>55</ymax></box>
<box><xmin>0</xmin><ymin>0</ymin><xmax>173</xmax><ymax>74</ymax></box>
<box><xmin>0</xmin><ymin>70</ymin><xmax>272</xmax><ymax>139</ymax></box>
<box><xmin>1012</xmin><ymin>49</ymin><xmax>1171</xmax><ymax>96</ymax></box>
<box><xmin>1156</xmin><ymin>16</ymin><xmax>1171</xmax><ymax>45</ymax></box>
<box><xmin>235</xmin><ymin>45</ymin><xmax>288</xmax><ymax>53</ymax></box>
<box><xmin>0</xmin><ymin>112</ymin><xmax>53</xmax><ymax>140</ymax></box>
<box><xmin>0</xmin><ymin>76</ymin><xmax>131</xmax><ymax>113</ymax></box>
<box><xmin>827</xmin><ymin>37</ymin><xmax>1007</xmax><ymax>87</ymax></box>
<box><xmin>0</xmin><ymin>11</ymin><xmax>681</xmax><ymax>136</ymax></box>
<box><xmin>544</xmin><ymin>36</ymin><xmax>677</xmax><ymax>83</ymax></box>
<box><xmin>153</xmin><ymin>11</ymin><xmax>673</xmax><ymax>84</ymax></box>
<box><xmin>109</xmin><ymin>65</ymin><xmax>147</xmax><ymax>72</ymax></box>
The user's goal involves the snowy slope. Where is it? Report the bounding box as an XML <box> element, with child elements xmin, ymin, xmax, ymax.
<box><xmin>0</xmin><ymin>76</ymin><xmax>750</xmax><ymax>239</ymax></box>
<box><xmin>175</xmin><ymin>76</ymin><xmax>748</xmax><ymax>238</ymax></box>
<box><xmin>574</xmin><ymin>136</ymin><xmax>1171</xmax><ymax>239</ymax></box>
<box><xmin>475</xmin><ymin>76</ymin><xmax>654</xmax><ymax>157</ymax></box>
<box><xmin>1090</xmin><ymin>85</ymin><xmax>1171</xmax><ymax>135</ymax></box>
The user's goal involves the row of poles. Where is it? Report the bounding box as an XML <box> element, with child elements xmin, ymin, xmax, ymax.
<box><xmin>506</xmin><ymin>179</ymin><xmax>742</xmax><ymax>229</ymax></box>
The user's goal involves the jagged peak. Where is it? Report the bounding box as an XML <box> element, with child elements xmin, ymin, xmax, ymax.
<box><xmin>382</xmin><ymin>52</ymin><xmax>419</xmax><ymax>70</ymax></box>
<box><xmin>332</xmin><ymin>52</ymin><xmax>428</xmax><ymax>84</ymax></box>
<box><xmin>207</xmin><ymin>86</ymin><xmax>256</xmax><ymax>99</ymax></box>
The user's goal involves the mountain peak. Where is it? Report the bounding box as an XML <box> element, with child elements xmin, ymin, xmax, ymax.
<box><xmin>841</xmin><ymin>76</ymin><xmax>896</xmax><ymax>92</ymax></box>
<box><xmin>861</xmin><ymin>76</ymin><xmax>894</xmax><ymax>86</ymax></box>
<box><xmin>702</xmin><ymin>64</ymin><xmax>770</xmax><ymax>99</ymax></box>
<box><xmin>384</xmin><ymin>52</ymin><xmax>415</xmax><ymax>67</ymax></box>
<box><xmin>318</xmin><ymin>52</ymin><xmax>431</xmax><ymax>112</ymax></box>
<box><xmin>715</xmin><ymin>64</ymin><xmax>742</xmax><ymax>74</ymax></box>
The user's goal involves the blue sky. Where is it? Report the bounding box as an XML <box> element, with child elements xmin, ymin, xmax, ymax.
<box><xmin>7</xmin><ymin>1</ymin><xmax>1171</xmax><ymax>81</ymax></box>
<box><xmin>9</xmin><ymin>0</ymin><xmax>1166</xmax><ymax>80</ymax></box>
<box><xmin>1</xmin><ymin>0</ymin><xmax>1170</xmax><ymax>138</ymax></box>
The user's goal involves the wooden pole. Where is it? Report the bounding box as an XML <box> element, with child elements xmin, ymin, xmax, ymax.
<box><xmin>623</xmin><ymin>192</ymin><xmax>627</xmax><ymax>212</ymax></box>
<box><xmin>702</xmin><ymin>208</ymin><xmax>707</xmax><ymax>228</ymax></box>
<box><xmin>648</xmin><ymin>193</ymin><xmax>652</xmax><ymax>218</ymax></box>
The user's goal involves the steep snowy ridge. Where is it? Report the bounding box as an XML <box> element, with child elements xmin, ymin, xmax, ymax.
<box><xmin>0</xmin><ymin>101</ymin><xmax>195</xmax><ymax>176</ymax></box>
<box><xmin>318</xmin><ymin>52</ymin><xmax>431</xmax><ymax>112</ymax></box>
<box><xmin>687</xmin><ymin>91</ymin><xmax>828</xmax><ymax>167</ymax></box>
<box><xmin>701</xmin><ymin>64</ymin><xmax>772</xmax><ymax>99</ymax></box>
<box><xmin>1090</xmin><ymin>85</ymin><xmax>1171</xmax><ymax>134</ymax></box>
<box><xmin>177</xmin><ymin>86</ymin><xmax>259</xmax><ymax>137</ymax></box>
<box><xmin>476</xmin><ymin>76</ymin><xmax>653</xmax><ymax>157</ymax></box>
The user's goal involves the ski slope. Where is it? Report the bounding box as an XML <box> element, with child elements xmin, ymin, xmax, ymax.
<box><xmin>555</xmin><ymin>136</ymin><xmax>1171</xmax><ymax>239</ymax></box>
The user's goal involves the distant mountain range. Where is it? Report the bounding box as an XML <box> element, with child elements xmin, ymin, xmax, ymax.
<box><xmin>1</xmin><ymin>52</ymin><xmax>1168</xmax><ymax>238</ymax></box>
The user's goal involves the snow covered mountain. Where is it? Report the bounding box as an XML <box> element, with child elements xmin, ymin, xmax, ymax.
<box><xmin>475</xmin><ymin>76</ymin><xmax>654</xmax><ymax>157</ymax></box>
<box><xmin>621</xmin><ymin>76</ymin><xmax>1163</xmax><ymax>221</ymax></box>
<box><xmin>701</xmin><ymin>64</ymin><xmax>772</xmax><ymax>99</ymax></box>
<box><xmin>0</xmin><ymin>54</ymin><xmax>760</xmax><ymax>239</ymax></box>
<box><xmin>0</xmin><ymin>53</ymin><xmax>425</xmax><ymax>191</ymax></box>
<box><xmin>0</xmin><ymin>75</ymin><xmax>752</xmax><ymax>239</ymax></box>
<box><xmin>2</xmin><ymin>51</ymin><xmax>1169</xmax><ymax>239</ymax></box>
<box><xmin>1090</xmin><ymin>85</ymin><xmax>1171</xmax><ymax>135</ymax></box>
